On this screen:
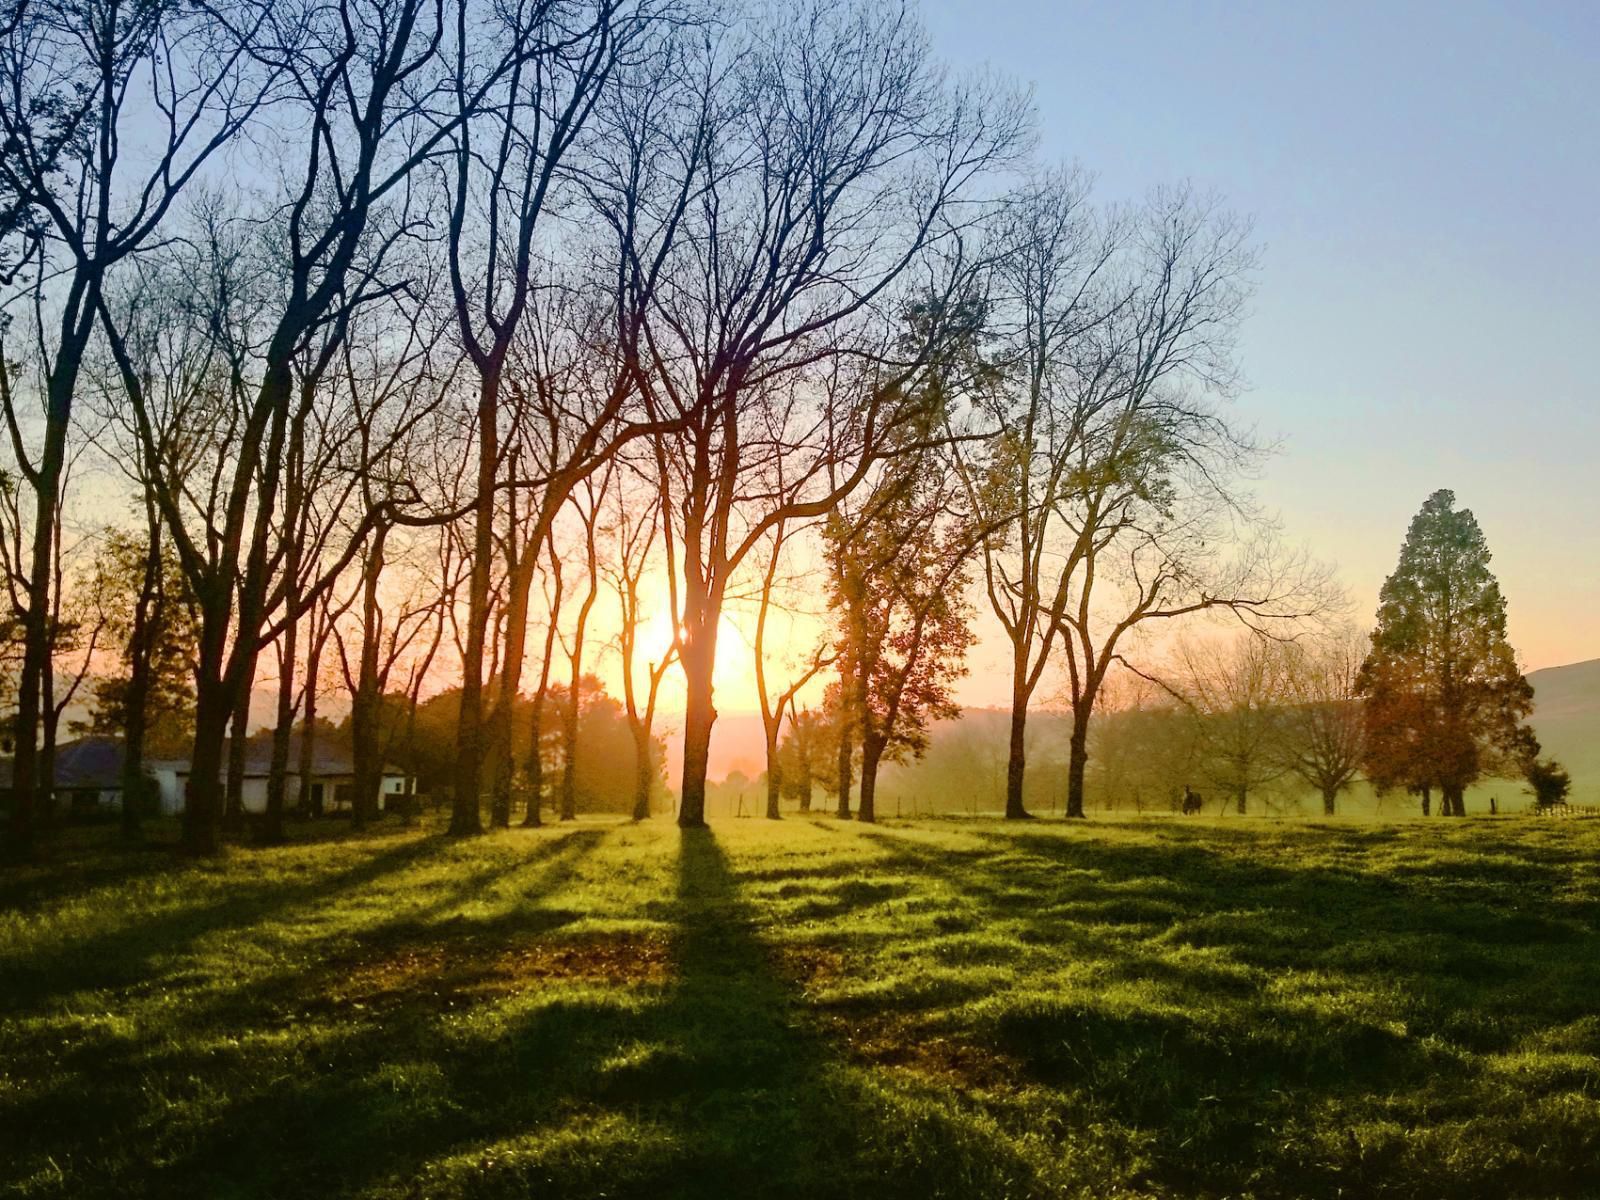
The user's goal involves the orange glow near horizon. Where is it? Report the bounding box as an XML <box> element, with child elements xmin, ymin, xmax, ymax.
<box><xmin>591</xmin><ymin>592</ymin><xmax>833</xmax><ymax>721</ymax></box>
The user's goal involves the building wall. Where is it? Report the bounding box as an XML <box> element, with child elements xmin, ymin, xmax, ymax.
<box><xmin>136</xmin><ymin>769</ymin><xmax>415</xmax><ymax>815</ymax></box>
<box><xmin>154</xmin><ymin>768</ymin><xmax>184</xmax><ymax>816</ymax></box>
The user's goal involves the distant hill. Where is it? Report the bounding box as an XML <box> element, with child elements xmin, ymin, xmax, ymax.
<box><xmin>1527</xmin><ymin>658</ymin><xmax>1600</xmax><ymax>797</ymax></box>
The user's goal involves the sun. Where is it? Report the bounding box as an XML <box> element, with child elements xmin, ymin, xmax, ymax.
<box><xmin>591</xmin><ymin>574</ymin><xmax>831</xmax><ymax>717</ymax></box>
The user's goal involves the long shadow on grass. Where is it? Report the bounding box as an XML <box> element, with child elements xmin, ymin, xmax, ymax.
<box><xmin>1</xmin><ymin>827</ymin><xmax>616</xmax><ymax>1198</ymax></box>
<box><xmin>0</xmin><ymin>832</ymin><xmax>454</xmax><ymax>1018</ymax></box>
<box><xmin>628</xmin><ymin>829</ymin><xmax>1055</xmax><ymax>1200</ymax></box>
<box><xmin>859</xmin><ymin>824</ymin><xmax>1600</xmax><ymax>1200</ymax></box>
<box><xmin>0</xmin><ymin>831</ymin><xmax>607</xmax><ymax>1187</ymax></box>
<box><xmin>165</xmin><ymin>827</ymin><xmax>609</xmax><ymax>1032</ymax></box>
<box><xmin>36</xmin><ymin>828</ymin><xmax>1064</xmax><ymax>1200</ymax></box>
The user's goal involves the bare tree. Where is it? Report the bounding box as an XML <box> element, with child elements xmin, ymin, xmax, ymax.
<box><xmin>629</xmin><ymin>0</ymin><xmax>1026</xmax><ymax>825</ymax></box>
<box><xmin>553</xmin><ymin>469</ymin><xmax>610</xmax><ymax>821</ymax></box>
<box><xmin>1173</xmin><ymin>631</ymin><xmax>1294</xmax><ymax>816</ymax></box>
<box><xmin>0</xmin><ymin>0</ymin><xmax>266</xmax><ymax>855</ymax></box>
<box><xmin>445</xmin><ymin>0</ymin><xmax>666</xmax><ymax>836</ymax></box>
<box><xmin>606</xmin><ymin>473</ymin><xmax>675</xmax><ymax>820</ymax></box>
<box><xmin>1280</xmin><ymin>630</ymin><xmax>1366</xmax><ymax>815</ymax></box>
<box><xmin>1027</xmin><ymin>188</ymin><xmax>1331</xmax><ymax>818</ymax></box>
<box><xmin>520</xmin><ymin>528</ymin><xmax>562</xmax><ymax>827</ymax></box>
<box><xmin>949</xmin><ymin>166</ymin><xmax>1119</xmax><ymax>819</ymax></box>
<box><xmin>749</xmin><ymin>517</ymin><xmax>833</xmax><ymax>819</ymax></box>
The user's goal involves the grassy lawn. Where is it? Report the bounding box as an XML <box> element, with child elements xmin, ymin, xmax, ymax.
<box><xmin>3</xmin><ymin>814</ymin><xmax>1599</xmax><ymax>1199</ymax></box>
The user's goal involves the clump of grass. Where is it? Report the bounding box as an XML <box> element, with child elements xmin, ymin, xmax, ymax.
<box><xmin>3</xmin><ymin>813</ymin><xmax>1598</xmax><ymax>1197</ymax></box>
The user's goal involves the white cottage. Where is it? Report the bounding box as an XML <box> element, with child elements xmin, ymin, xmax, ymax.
<box><xmin>15</xmin><ymin>735</ymin><xmax>414</xmax><ymax>817</ymax></box>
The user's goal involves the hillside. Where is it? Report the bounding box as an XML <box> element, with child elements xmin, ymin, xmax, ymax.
<box><xmin>1527</xmin><ymin>658</ymin><xmax>1600</xmax><ymax>796</ymax></box>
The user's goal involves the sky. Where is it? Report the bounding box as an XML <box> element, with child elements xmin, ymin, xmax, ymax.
<box><xmin>921</xmin><ymin>0</ymin><xmax>1600</xmax><ymax>684</ymax></box>
<box><xmin>116</xmin><ymin>0</ymin><xmax>1600</xmax><ymax>741</ymax></box>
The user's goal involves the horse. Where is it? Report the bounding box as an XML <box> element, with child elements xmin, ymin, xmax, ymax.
<box><xmin>1180</xmin><ymin>786</ymin><xmax>1203</xmax><ymax>815</ymax></box>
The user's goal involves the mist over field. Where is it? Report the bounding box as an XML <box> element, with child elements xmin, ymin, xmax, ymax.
<box><xmin>683</xmin><ymin>658</ymin><xmax>1599</xmax><ymax>816</ymax></box>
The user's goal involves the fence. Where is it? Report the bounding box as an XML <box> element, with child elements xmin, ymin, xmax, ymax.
<box><xmin>1532</xmin><ymin>802</ymin><xmax>1599</xmax><ymax>819</ymax></box>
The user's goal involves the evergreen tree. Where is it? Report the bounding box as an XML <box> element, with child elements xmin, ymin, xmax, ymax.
<box><xmin>1357</xmin><ymin>489</ymin><xmax>1536</xmax><ymax>817</ymax></box>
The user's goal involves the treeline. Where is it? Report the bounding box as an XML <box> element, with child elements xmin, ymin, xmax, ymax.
<box><xmin>0</xmin><ymin>0</ymin><xmax>1551</xmax><ymax>859</ymax></box>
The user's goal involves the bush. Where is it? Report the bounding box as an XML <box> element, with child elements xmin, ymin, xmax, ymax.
<box><xmin>1525</xmin><ymin>757</ymin><xmax>1572</xmax><ymax>808</ymax></box>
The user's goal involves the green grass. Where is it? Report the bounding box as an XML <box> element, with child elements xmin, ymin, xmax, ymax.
<box><xmin>4</xmin><ymin>814</ymin><xmax>1599</xmax><ymax>1199</ymax></box>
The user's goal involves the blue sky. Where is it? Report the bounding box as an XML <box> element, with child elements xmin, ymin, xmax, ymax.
<box><xmin>923</xmin><ymin>0</ymin><xmax>1599</xmax><ymax>670</ymax></box>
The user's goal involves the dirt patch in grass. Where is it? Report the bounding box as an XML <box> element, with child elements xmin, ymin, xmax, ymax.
<box><xmin>770</xmin><ymin>942</ymin><xmax>846</xmax><ymax>992</ymax></box>
<box><xmin>835</xmin><ymin>1015</ymin><xmax>1023</xmax><ymax>1093</ymax></box>
<box><xmin>308</xmin><ymin>932</ymin><xmax>672</xmax><ymax>1015</ymax></box>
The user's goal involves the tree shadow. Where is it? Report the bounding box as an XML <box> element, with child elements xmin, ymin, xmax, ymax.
<box><xmin>9</xmin><ymin>826</ymin><xmax>1072</xmax><ymax>1199</ymax></box>
<box><xmin>1</xmin><ymin>832</ymin><xmax>454</xmax><ymax>1018</ymax></box>
<box><xmin>857</xmin><ymin>823</ymin><xmax>1600</xmax><ymax>1199</ymax></box>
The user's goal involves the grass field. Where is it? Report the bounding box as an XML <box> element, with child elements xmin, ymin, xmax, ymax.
<box><xmin>4</xmin><ymin>814</ymin><xmax>1599</xmax><ymax>1199</ymax></box>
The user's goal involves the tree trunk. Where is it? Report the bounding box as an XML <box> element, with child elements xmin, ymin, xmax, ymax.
<box><xmin>677</xmin><ymin>621</ymin><xmax>717</xmax><ymax>828</ymax></box>
<box><xmin>183</xmin><ymin>688</ymin><xmax>230</xmax><ymax>856</ymax></box>
<box><xmin>764</xmin><ymin>724</ymin><xmax>782</xmax><ymax>820</ymax></box>
<box><xmin>1065</xmin><ymin>706</ymin><xmax>1090</xmax><ymax>819</ymax></box>
<box><xmin>262</xmin><ymin>614</ymin><xmax>297</xmax><ymax>845</ymax></box>
<box><xmin>631</xmin><ymin>722</ymin><xmax>653</xmax><ymax>821</ymax></box>
<box><xmin>296</xmin><ymin>621</ymin><xmax>322</xmax><ymax>816</ymax></box>
<box><xmin>452</xmin><ymin>370</ymin><xmax>499</xmax><ymax>837</ymax></box>
<box><xmin>223</xmin><ymin>677</ymin><xmax>252</xmax><ymax>833</ymax></box>
<box><xmin>351</xmin><ymin>685</ymin><xmax>377</xmax><ymax>830</ymax></box>
<box><xmin>1235</xmin><ymin>787</ymin><xmax>1247</xmax><ymax>816</ymax></box>
<box><xmin>352</xmin><ymin>528</ymin><xmax>387</xmax><ymax>830</ymax></box>
<box><xmin>486</xmin><ymin>570</ymin><xmax>532</xmax><ymax>830</ymax></box>
<box><xmin>523</xmin><ymin>690</ymin><xmax>546</xmax><ymax>827</ymax></box>
<box><xmin>1420</xmin><ymin>785</ymin><xmax>1431</xmax><ymax>817</ymax></box>
<box><xmin>857</xmin><ymin>736</ymin><xmax>884</xmax><ymax>824</ymax></box>
<box><xmin>119</xmin><ymin>512</ymin><xmax>162</xmax><ymax>843</ymax></box>
<box><xmin>40</xmin><ymin>656</ymin><xmax>58</xmax><ymax>829</ymax></box>
<box><xmin>1004</xmin><ymin>698</ymin><xmax>1032</xmax><ymax>819</ymax></box>
<box><xmin>1444</xmin><ymin>783</ymin><xmax>1465</xmax><ymax>817</ymax></box>
<box><xmin>559</xmin><ymin>680</ymin><xmax>580</xmax><ymax>822</ymax></box>
<box><xmin>834</xmin><ymin>713</ymin><xmax>854</xmax><ymax>819</ymax></box>
<box><xmin>1322</xmin><ymin>786</ymin><xmax>1337</xmax><ymax>817</ymax></box>
<box><xmin>6</xmin><ymin>582</ymin><xmax>41</xmax><ymax>856</ymax></box>
<box><xmin>488</xmin><ymin>730</ymin><xmax>514</xmax><ymax>827</ymax></box>
<box><xmin>6</xmin><ymin>300</ymin><xmax>90</xmax><ymax>859</ymax></box>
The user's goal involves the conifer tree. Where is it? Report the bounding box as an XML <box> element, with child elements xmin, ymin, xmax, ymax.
<box><xmin>1358</xmin><ymin>489</ymin><xmax>1536</xmax><ymax>816</ymax></box>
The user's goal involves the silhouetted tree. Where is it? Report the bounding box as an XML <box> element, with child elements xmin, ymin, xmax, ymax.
<box><xmin>1525</xmin><ymin>758</ymin><xmax>1570</xmax><ymax>809</ymax></box>
<box><xmin>75</xmin><ymin>526</ymin><xmax>197</xmax><ymax>836</ymax></box>
<box><xmin>952</xmin><ymin>165</ymin><xmax>1116</xmax><ymax>819</ymax></box>
<box><xmin>0</xmin><ymin>0</ymin><xmax>266</xmax><ymax>856</ymax></box>
<box><xmin>628</xmin><ymin>0</ymin><xmax>1026</xmax><ymax>826</ymax></box>
<box><xmin>992</xmin><ymin>188</ymin><xmax>1324</xmax><ymax>819</ymax></box>
<box><xmin>606</xmin><ymin>479</ymin><xmax>675</xmax><ymax>821</ymax></box>
<box><xmin>447</xmin><ymin>0</ymin><xmax>665</xmax><ymax>837</ymax></box>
